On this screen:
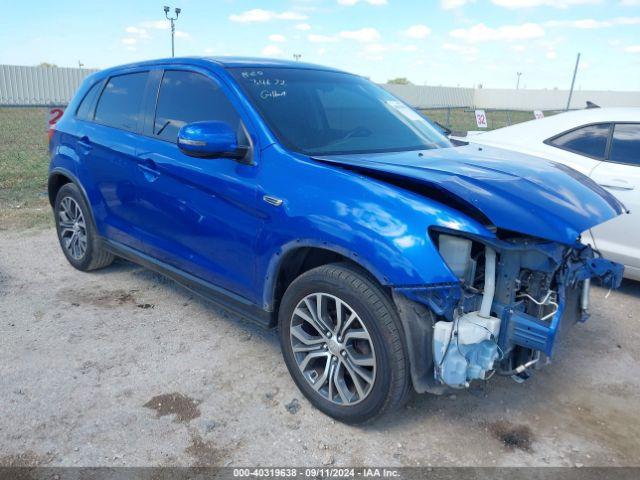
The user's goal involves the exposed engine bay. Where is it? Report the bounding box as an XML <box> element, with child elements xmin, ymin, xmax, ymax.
<box><xmin>394</xmin><ymin>231</ymin><xmax>624</xmax><ymax>393</ymax></box>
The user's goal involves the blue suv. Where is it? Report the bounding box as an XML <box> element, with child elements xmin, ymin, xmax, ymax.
<box><xmin>49</xmin><ymin>57</ymin><xmax>625</xmax><ymax>423</ymax></box>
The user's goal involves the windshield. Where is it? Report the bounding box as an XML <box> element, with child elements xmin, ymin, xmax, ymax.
<box><xmin>228</xmin><ymin>67</ymin><xmax>451</xmax><ymax>156</ymax></box>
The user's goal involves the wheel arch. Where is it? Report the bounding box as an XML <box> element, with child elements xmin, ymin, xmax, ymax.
<box><xmin>48</xmin><ymin>168</ymin><xmax>97</xmax><ymax>229</ymax></box>
<box><xmin>264</xmin><ymin>242</ymin><xmax>391</xmax><ymax>316</ymax></box>
<box><xmin>48</xmin><ymin>171</ymin><xmax>73</xmax><ymax>207</ymax></box>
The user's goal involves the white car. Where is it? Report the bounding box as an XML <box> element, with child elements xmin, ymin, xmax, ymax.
<box><xmin>457</xmin><ymin>108</ymin><xmax>640</xmax><ymax>280</ymax></box>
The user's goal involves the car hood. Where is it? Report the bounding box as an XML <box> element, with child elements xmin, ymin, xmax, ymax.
<box><xmin>314</xmin><ymin>145</ymin><xmax>626</xmax><ymax>246</ymax></box>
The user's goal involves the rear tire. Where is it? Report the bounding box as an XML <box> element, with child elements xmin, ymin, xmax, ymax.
<box><xmin>54</xmin><ymin>183</ymin><xmax>114</xmax><ymax>271</ymax></box>
<box><xmin>278</xmin><ymin>263</ymin><xmax>410</xmax><ymax>424</ymax></box>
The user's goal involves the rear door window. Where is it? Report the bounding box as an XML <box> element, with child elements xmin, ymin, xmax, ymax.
<box><xmin>609</xmin><ymin>123</ymin><xmax>640</xmax><ymax>165</ymax></box>
<box><xmin>153</xmin><ymin>70</ymin><xmax>242</xmax><ymax>143</ymax></box>
<box><xmin>548</xmin><ymin>123</ymin><xmax>611</xmax><ymax>159</ymax></box>
<box><xmin>94</xmin><ymin>72</ymin><xmax>148</xmax><ymax>132</ymax></box>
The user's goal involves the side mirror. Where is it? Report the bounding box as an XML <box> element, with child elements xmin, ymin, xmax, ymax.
<box><xmin>177</xmin><ymin>121</ymin><xmax>248</xmax><ymax>159</ymax></box>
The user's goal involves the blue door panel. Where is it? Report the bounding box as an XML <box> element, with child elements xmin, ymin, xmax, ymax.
<box><xmin>132</xmin><ymin>138</ymin><xmax>261</xmax><ymax>301</ymax></box>
<box><xmin>78</xmin><ymin>122</ymin><xmax>144</xmax><ymax>247</ymax></box>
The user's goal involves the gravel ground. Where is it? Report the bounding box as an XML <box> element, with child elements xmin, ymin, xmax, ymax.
<box><xmin>1</xmin><ymin>228</ymin><xmax>639</xmax><ymax>468</ymax></box>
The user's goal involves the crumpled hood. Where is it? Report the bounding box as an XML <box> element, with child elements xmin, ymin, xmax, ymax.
<box><xmin>314</xmin><ymin>144</ymin><xmax>626</xmax><ymax>245</ymax></box>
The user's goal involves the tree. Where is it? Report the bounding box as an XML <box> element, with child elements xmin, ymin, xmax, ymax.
<box><xmin>38</xmin><ymin>62</ymin><xmax>58</xmax><ymax>68</ymax></box>
<box><xmin>387</xmin><ymin>77</ymin><xmax>412</xmax><ymax>85</ymax></box>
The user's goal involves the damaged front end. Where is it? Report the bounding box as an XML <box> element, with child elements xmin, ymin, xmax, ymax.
<box><xmin>394</xmin><ymin>230</ymin><xmax>623</xmax><ymax>393</ymax></box>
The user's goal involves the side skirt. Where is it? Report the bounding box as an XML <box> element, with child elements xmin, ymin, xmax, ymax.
<box><xmin>102</xmin><ymin>238</ymin><xmax>274</xmax><ymax>328</ymax></box>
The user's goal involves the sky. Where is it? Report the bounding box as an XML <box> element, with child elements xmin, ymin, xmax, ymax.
<box><xmin>2</xmin><ymin>0</ymin><xmax>639</xmax><ymax>90</ymax></box>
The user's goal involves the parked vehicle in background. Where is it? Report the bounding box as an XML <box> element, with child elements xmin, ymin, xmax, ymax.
<box><xmin>456</xmin><ymin>108</ymin><xmax>640</xmax><ymax>281</ymax></box>
<box><xmin>48</xmin><ymin>58</ymin><xmax>625</xmax><ymax>423</ymax></box>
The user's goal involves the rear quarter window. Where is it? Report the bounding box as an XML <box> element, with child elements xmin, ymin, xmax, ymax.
<box><xmin>609</xmin><ymin>123</ymin><xmax>640</xmax><ymax>166</ymax></box>
<box><xmin>94</xmin><ymin>72</ymin><xmax>148</xmax><ymax>132</ymax></box>
<box><xmin>75</xmin><ymin>81</ymin><xmax>103</xmax><ymax>120</ymax></box>
<box><xmin>547</xmin><ymin>123</ymin><xmax>611</xmax><ymax>159</ymax></box>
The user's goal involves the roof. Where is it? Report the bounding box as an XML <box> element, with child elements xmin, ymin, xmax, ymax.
<box><xmin>94</xmin><ymin>56</ymin><xmax>347</xmax><ymax>78</ymax></box>
<box><xmin>205</xmin><ymin>56</ymin><xmax>346</xmax><ymax>72</ymax></box>
<box><xmin>466</xmin><ymin>107</ymin><xmax>640</xmax><ymax>147</ymax></box>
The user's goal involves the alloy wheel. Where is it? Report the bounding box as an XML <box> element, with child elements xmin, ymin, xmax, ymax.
<box><xmin>289</xmin><ymin>292</ymin><xmax>376</xmax><ymax>406</ymax></box>
<box><xmin>58</xmin><ymin>196</ymin><xmax>88</xmax><ymax>260</ymax></box>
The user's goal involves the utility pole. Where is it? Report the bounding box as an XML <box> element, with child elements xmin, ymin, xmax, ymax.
<box><xmin>566</xmin><ymin>53</ymin><xmax>581</xmax><ymax>111</ymax></box>
<box><xmin>163</xmin><ymin>5</ymin><xmax>181</xmax><ymax>57</ymax></box>
<box><xmin>516</xmin><ymin>72</ymin><xmax>522</xmax><ymax>90</ymax></box>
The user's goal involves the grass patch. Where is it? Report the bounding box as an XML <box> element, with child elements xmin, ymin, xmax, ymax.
<box><xmin>0</xmin><ymin>107</ymin><xmax>52</xmax><ymax>230</ymax></box>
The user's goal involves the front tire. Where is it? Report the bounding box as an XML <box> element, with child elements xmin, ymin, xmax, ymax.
<box><xmin>54</xmin><ymin>183</ymin><xmax>114</xmax><ymax>271</ymax></box>
<box><xmin>278</xmin><ymin>263</ymin><xmax>410</xmax><ymax>424</ymax></box>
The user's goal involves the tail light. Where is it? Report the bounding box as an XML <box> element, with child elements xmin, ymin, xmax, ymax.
<box><xmin>48</xmin><ymin>124</ymin><xmax>56</xmax><ymax>146</ymax></box>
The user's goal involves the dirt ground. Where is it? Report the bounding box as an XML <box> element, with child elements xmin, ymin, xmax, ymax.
<box><xmin>1</xmin><ymin>228</ymin><xmax>639</xmax><ymax>468</ymax></box>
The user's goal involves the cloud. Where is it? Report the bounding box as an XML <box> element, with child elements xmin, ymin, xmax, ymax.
<box><xmin>295</xmin><ymin>23</ymin><xmax>312</xmax><ymax>31</ymax></box>
<box><xmin>174</xmin><ymin>30</ymin><xmax>190</xmax><ymax>39</ymax></box>
<box><xmin>441</xmin><ymin>0</ymin><xmax>474</xmax><ymax>8</ymax></box>
<box><xmin>625</xmin><ymin>45</ymin><xmax>640</xmax><ymax>53</ymax></box>
<box><xmin>491</xmin><ymin>0</ymin><xmax>601</xmax><ymax>8</ymax></box>
<box><xmin>617</xmin><ymin>17</ymin><xmax>640</xmax><ymax>24</ymax></box>
<box><xmin>125</xmin><ymin>26</ymin><xmax>150</xmax><ymax>38</ymax></box>
<box><xmin>338</xmin><ymin>0</ymin><xmax>388</xmax><ymax>5</ymax></box>
<box><xmin>262</xmin><ymin>45</ymin><xmax>284</xmax><ymax>56</ymax></box>
<box><xmin>545</xmin><ymin>17</ymin><xmax>640</xmax><ymax>28</ymax></box>
<box><xmin>546</xmin><ymin>50</ymin><xmax>558</xmax><ymax>59</ymax></box>
<box><xmin>450</xmin><ymin>22</ymin><xmax>545</xmax><ymax>42</ymax></box>
<box><xmin>620</xmin><ymin>0</ymin><xmax>640</xmax><ymax>5</ymax></box>
<box><xmin>204</xmin><ymin>48</ymin><xmax>215</xmax><ymax>54</ymax></box>
<box><xmin>121</xmin><ymin>24</ymin><xmax>154</xmax><ymax>49</ymax></box>
<box><xmin>268</xmin><ymin>34</ymin><xmax>287</xmax><ymax>42</ymax></box>
<box><xmin>229</xmin><ymin>9</ymin><xmax>307</xmax><ymax>23</ymax></box>
<box><xmin>402</xmin><ymin>24</ymin><xmax>431</xmax><ymax>39</ymax></box>
<box><xmin>339</xmin><ymin>27</ymin><xmax>381</xmax><ymax>42</ymax></box>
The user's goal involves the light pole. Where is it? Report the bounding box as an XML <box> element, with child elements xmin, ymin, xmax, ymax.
<box><xmin>566</xmin><ymin>53</ymin><xmax>581</xmax><ymax>111</ymax></box>
<box><xmin>516</xmin><ymin>72</ymin><xmax>522</xmax><ymax>90</ymax></box>
<box><xmin>293</xmin><ymin>53</ymin><xmax>302</xmax><ymax>61</ymax></box>
<box><xmin>163</xmin><ymin>5</ymin><xmax>181</xmax><ymax>57</ymax></box>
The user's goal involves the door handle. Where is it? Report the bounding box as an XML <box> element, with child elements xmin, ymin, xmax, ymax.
<box><xmin>138</xmin><ymin>158</ymin><xmax>159</xmax><ymax>171</ymax></box>
<box><xmin>138</xmin><ymin>158</ymin><xmax>160</xmax><ymax>180</ymax></box>
<box><xmin>599</xmin><ymin>181</ymin><xmax>635</xmax><ymax>191</ymax></box>
<box><xmin>77</xmin><ymin>136</ymin><xmax>93</xmax><ymax>154</ymax></box>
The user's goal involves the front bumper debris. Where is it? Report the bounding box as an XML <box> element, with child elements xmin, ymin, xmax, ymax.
<box><xmin>394</xmin><ymin>240</ymin><xmax>624</xmax><ymax>393</ymax></box>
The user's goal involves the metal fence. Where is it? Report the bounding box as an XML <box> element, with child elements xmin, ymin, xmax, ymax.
<box><xmin>472</xmin><ymin>88</ymin><xmax>640</xmax><ymax>110</ymax></box>
<box><xmin>381</xmin><ymin>84</ymin><xmax>640</xmax><ymax>110</ymax></box>
<box><xmin>2</xmin><ymin>63</ymin><xmax>640</xmax><ymax>110</ymax></box>
<box><xmin>0</xmin><ymin>64</ymin><xmax>97</xmax><ymax>106</ymax></box>
<box><xmin>381</xmin><ymin>84</ymin><xmax>473</xmax><ymax>109</ymax></box>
